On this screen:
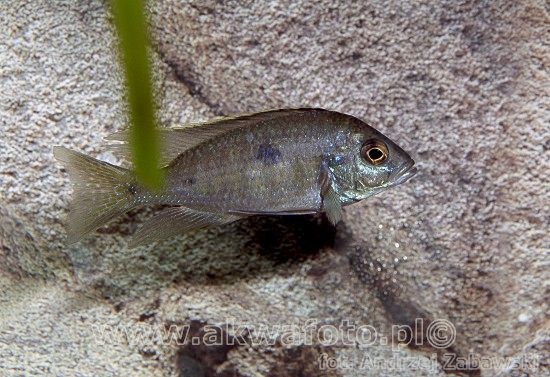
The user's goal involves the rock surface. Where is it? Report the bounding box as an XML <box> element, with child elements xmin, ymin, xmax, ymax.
<box><xmin>1</xmin><ymin>1</ymin><xmax>548</xmax><ymax>376</ymax></box>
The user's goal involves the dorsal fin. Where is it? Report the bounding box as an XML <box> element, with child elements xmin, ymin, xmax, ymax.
<box><xmin>106</xmin><ymin>108</ymin><xmax>321</xmax><ymax>166</ymax></box>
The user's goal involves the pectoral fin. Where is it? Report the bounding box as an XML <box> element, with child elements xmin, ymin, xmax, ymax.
<box><xmin>321</xmin><ymin>185</ymin><xmax>343</xmax><ymax>225</ymax></box>
<box><xmin>130</xmin><ymin>206</ymin><xmax>241</xmax><ymax>248</ymax></box>
<box><xmin>319</xmin><ymin>159</ymin><xmax>343</xmax><ymax>225</ymax></box>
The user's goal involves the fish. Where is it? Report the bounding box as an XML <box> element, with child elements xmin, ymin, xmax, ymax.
<box><xmin>53</xmin><ymin>108</ymin><xmax>417</xmax><ymax>247</ymax></box>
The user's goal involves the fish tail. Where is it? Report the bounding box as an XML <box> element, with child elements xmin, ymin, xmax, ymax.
<box><xmin>53</xmin><ymin>146</ymin><xmax>139</xmax><ymax>244</ymax></box>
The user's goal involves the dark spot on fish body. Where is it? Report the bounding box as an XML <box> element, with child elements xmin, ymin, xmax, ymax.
<box><xmin>256</xmin><ymin>143</ymin><xmax>282</xmax><ymax>165</ymax></box>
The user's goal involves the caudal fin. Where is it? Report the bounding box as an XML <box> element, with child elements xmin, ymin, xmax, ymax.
<box><xmin>53</xmin><ymin>146</ymin><xmax>138</xmax><ymax>244</ymax></box>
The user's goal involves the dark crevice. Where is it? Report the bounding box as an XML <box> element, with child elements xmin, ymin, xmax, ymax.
<box><xmin>173</xmin><ymin>320</ymin><xmax>342</xmax><ymax>377</ymax></box>
<box><xmin>154</xmin><ymin>47</ymin><xmax>225</xmax><ymax>116</ymax></box>
<box><xmin>349</xmin><ymin>246</ymin><xmax>481</xmax><ymax>376</ymax></box>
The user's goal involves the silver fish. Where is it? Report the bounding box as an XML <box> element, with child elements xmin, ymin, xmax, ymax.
<box><xmin>54</xmin><ymin>108</ymin><xmax>416</xmax><ymax>247</ymax></box>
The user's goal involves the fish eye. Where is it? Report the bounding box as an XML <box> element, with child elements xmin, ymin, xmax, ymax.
<box><xmin>361</xmin><ymin>140</ymin><xmax>388</xmax><ymax>165</ymax></box>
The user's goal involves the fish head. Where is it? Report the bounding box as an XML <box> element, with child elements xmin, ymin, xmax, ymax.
<box><xmin>331</xmin><ymin>123</ymin><xmax>417</xmax><ymax>202</ymax></box>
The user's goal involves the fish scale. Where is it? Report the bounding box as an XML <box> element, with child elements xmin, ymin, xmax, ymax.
<box><xmin>162</xmin><ymin>116</ymin><xmax>348</xmax><ymax>212</ymax></box>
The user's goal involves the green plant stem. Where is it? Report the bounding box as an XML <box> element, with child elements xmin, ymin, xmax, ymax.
<box><xmin>111</xmin><ymin>0</ymin><xmax>163</xmax><ymax>190</ymax></box>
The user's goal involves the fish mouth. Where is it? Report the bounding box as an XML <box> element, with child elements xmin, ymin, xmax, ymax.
<box><xmin>392</xmin><ymin>161</ymin><xmax>417</xmax><ymax>186</ymax></box>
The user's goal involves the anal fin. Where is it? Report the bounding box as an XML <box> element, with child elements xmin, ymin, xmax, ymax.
<box><xmin>130</xmin><ymin>206</ymin><xmax>241</xmax><ymax>248</ymax></box>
